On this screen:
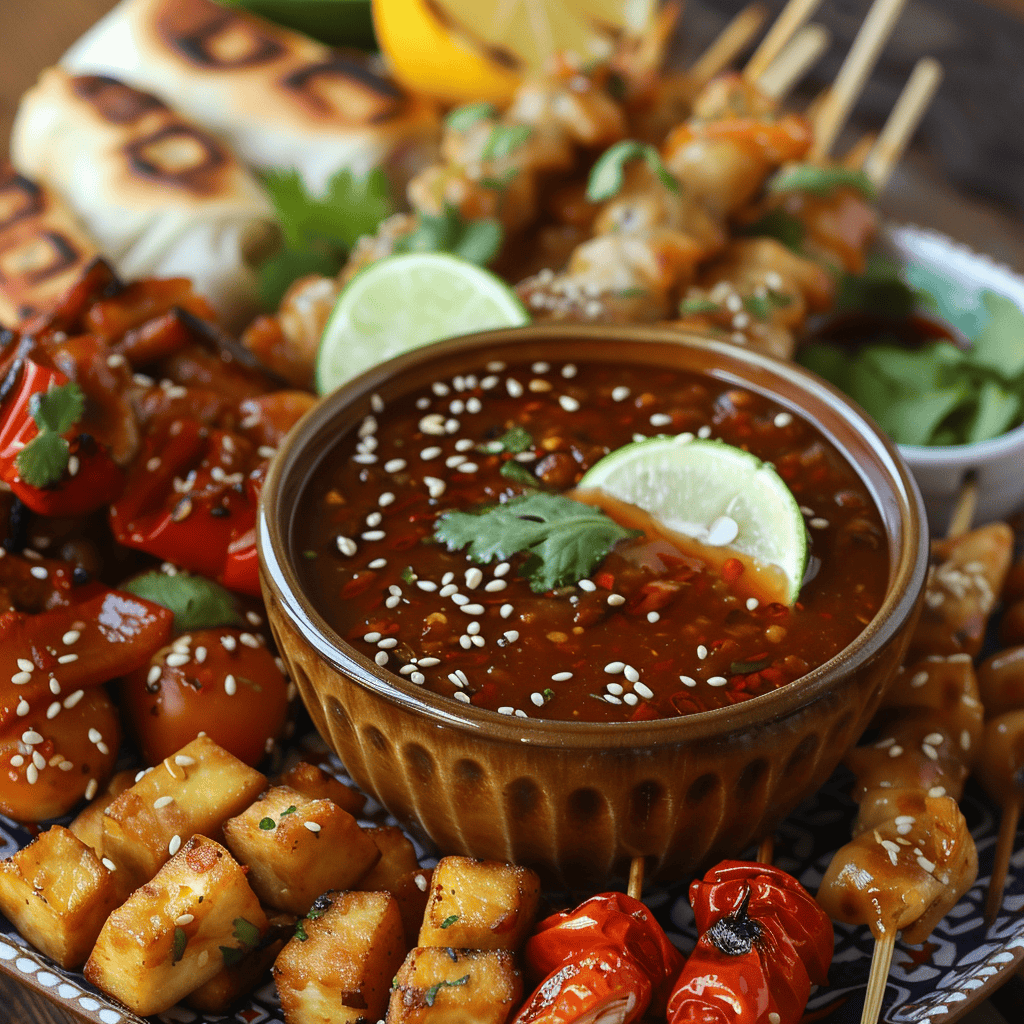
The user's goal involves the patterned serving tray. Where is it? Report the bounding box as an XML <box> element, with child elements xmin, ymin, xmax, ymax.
<box><xmin>0</xmin><ymin>741</ymin><xmax>1021</xmax><ymax>1024</ymax></box>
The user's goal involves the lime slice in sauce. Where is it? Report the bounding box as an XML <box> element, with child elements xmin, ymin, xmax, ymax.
<box><xmin>576</xmin><ymin>435</ymin><xmax>808</xmax><ymax>605</ymax></box>
<box><xmin>314</xmin><ymin>252</ymin><xmax>530</xmax><ymax>395</ymax></box>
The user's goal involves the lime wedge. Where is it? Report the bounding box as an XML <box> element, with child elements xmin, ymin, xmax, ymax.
<box><xmin>577</xmin><ymin>435</ymin><xmax>807</xmax><ymax>604</ymax></box>
<box><xmin>315</xmin><ymin>253</ymin><xmax>529</xmax><ymax>395</ymax></box>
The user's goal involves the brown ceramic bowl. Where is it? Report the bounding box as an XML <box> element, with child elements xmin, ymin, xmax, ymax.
<box><xmin>258</xmin><ymin>325</ymin><xmax>929</xmax><ymax>888</ymax></box>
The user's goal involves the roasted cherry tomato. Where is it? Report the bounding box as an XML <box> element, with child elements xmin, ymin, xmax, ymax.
<box><xmin>0</xmin><ymin>687</ymin><xmax>120</xmax><ymax>822</ymax></box>
<box><xmin>119</xmin><ymin>626</ymin><xmax>290</xmax><ymax>767</ymax></box>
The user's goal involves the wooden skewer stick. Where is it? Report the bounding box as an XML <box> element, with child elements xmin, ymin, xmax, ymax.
<box><xmin>757</xmin><ymin>23</ymin><xmax>832</xmax><ymax>100</ymax></box>
<box><xmin>946</xmin><ymin>474</ymin><xmax>979</xmax><ymax>540</ymax></box>
<box><xmin>689</xmin><ymin>3</ymin><xmax>769</xmax><ymax>87</ymax></box>
<box><xmin>843</xmin><ymin>132</ymin><xmax>878</xmax><ymax>171</ymax></box>
<box><xmin>863</xmin><ymin>57</ymin><xmax>944</xmax><ymax>190</ymax></box>
<box><xmin>810</xmin><ymin>0</ymin><xmax>909</xmax><ymax>160</ymax></box>
<box><xmin>628</xmin><ymin>855</ymin><xmax>645</xmax><ymax>899</ymax></box>
<box><xmin>743</xmin><ymin>0</ymin><xmax>824</xmax><ymax>84</ymax></box>
<box><xmin>756</xmin><ymin>835</ymin><xmax>775</xmax><ymax>864</ymax></box>
<box><xmin>985</xmin><ymin>799</ymin><xmax>1020</xmax><ymax>927</ymax></box>
<box><xmin>860</xmin><ymin>928</ymin><xmax>898</xmax><ymax>1024</ymax></box>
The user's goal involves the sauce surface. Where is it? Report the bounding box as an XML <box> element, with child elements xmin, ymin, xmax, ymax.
<box><xmin>295</xmin><ymin>357</ymin><xmax>889</xmax><ymax>722</ymax></box>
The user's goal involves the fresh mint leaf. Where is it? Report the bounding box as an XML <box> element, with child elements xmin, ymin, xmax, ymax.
<box><xmin>435</xmin><ymin>492</ymin><xmax>640</xmax><ymax>593</ymax></box>
<box><xmin>481</xmin><ymin>124</ymin><xmax>532</xmax><ymax>162</ymax></box>
<box><xmin>970</xmin><ymin>291</ymin><xmax>1024</xmax><ymax>379</ymax></box>
<box><xmin>586</xmin><ymin>140</ymin><xmax>678</xmax><ymax>202</ymax></box>
<box><xmin>445</xmin><ymin>102</ymin><xmax>496</xmax><ymax>133</ymax></box>
<box><xmin>30</xmin><ymin>382</ymin><xmax>84</xmax><ymax>436</ymax></box>
<box><xmin>479</xmin><ymin>426</ymin><xmax>533</xmax><ymax>455</ymax></box>
<box><xmin>425</xmin><ymin>974</ymin><xmax>470</xmax><ymax>1007</ymax></box>
<box><xmin>965</xmin><ymin>379</ymin><xmax>1021</xmax><ymax>444</ymax></box>
<box><xmin>16</xmin><ymin>431</ymin><xmax>69</xmax><ymax>489</ymax></box>
<box><xmin>394</xmin><ymin>207</ymin><xmax>503</xmax><ymax>266</ymax></box>
<box><xmin>768</xmin><ymin>163</ymin><xmax>877</xmax><ymax>199</ymax></box>
<box><xmin>120</xmin><ymin>571</ymin><xmax>244</xmax><ymax>633</ymax></box>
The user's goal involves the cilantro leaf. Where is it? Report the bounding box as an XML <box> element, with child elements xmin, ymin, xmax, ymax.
<box><xmin>258</xmin><ymin>246</ymin><xmax>344</xmax><ymax>310</ymax></box>
<box><xmin>434</xmin><ymin>492</ymin><xmax>640</xmax><ymax>593</ymax></box>
<box><xmin>16</xmin><ymin>431</ymin><xmax>70</xmax><ymax>489</ymax></box>
<box><xmin>586</xmin><ymin>140</ymin><xmax>678</xmax><ymax>203</ymax></box>
<box><xmin>120</xmin><ymin>571</ymin><xmax>244</xmax><ymax>633</ymax></box>
<box><xmin>481</xmin><ymin>124</ymin><xmax>532</xmax><ymax>162</ymax></box>
<box><xmin>478</xmin><ymin>426</ymin><xmax>533</xmax><ymax>455</ymax></box>
<box><xmin>294</xmin><ymin>920</ymin><xmax>309</xmax><ymax>942</ymax></box>
<box><xmin>500</xmin><ymin>462</ymin><xmax>537</xmax><ymax>485</ymax></box>
<box><xmin>30</xmin><ymin>382</ymin><xmax>84</xmax><ymax>436</ymax></box>
<box><xmin>768</xmin><ymin>163</ymin><xmax>878</xmax><ymax>199</ymax></box>
<box><xmin>425</xmin><ymin>975</ymin><xmax>470</xmax><ymax>1007</ymax></box>
<box><xmin>445</xmin><ymin>102</ymin><xmax>497</xmax><ymax>132</ymax></box>
<box><xmin>393</xmin><ymin>206</ymin><xmax>503</xmax><ymax>266</ymax></box>
<box><xmin>679</xmin><ymin>298</ymin><xmax>720</xmax><ymax>316</ymax></box>
<box><xmin>440</xmin><ymin>914</ymin><xmax>459</xmax><ymax>928</ymax></box>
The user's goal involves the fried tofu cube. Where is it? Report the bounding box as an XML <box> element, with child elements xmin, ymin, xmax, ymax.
<box><xmin>358</xmin><ymin>826</ymin><xmax>421</xmax><ymax>891</ymax></box>
<box><xmin>68</xmin><ymin>768</ymin><xmax>135</xmax><ymax>855</ymax></box>
<box><xmin>276</xmin><ymin>761</ymin><xmax>366</xmax><ymax>816</ymax></box>
<box><xmin>223</xmin><ymin>785</ymin><xmax>379</xmax><ymax>915</ymax></box>
<box><xmin>0</xmin><ymin>826</ymin><xmax>121</xmax><ymax>969</ymax></box>
<box><xmin>275</xmin><ymin>890</ymin><xmax>406</xmax><ymax>1024</ymax></box>
<box><xmin>418</xmin><ymin>857</ymin><xmax>540</xmax><ymax>952</ymax></box>
<box><xmin>387</xmin><ymin>947</ymin><xmax>522</xmax><ymax>1024</ymax></box>
<box><xmin>84</xmin><ymin>835</ymin><xmax>267</xmax><ymax>1017</ymax></box>
<box><xmin>186</xmin><ymin>913</ymin><xmax>294</xmax><ymax>1013</ymax></box>
<box><xmin>101</xmin><ymin>735</ymin><xmax>266</xmax><ymax>888</ymax></box>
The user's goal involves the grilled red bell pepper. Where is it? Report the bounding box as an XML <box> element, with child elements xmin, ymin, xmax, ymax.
<box><xmin>109</xmin><ymin>418</ymin><xmax>263</xmax><ymax>596</ymax></box>
<box><xmin>0</xmin><ymin>356</ymin><xmax>123</xmax><ymax>516</ymax></box>
<box><xmin>667</xmin><ymin>861</ymin><xmax>833</xmax><ymax>1024</ymax></box>
<box><xmin>513</xmin><ymin>892</ymin><xmax>685</xmax><ymax>1024</ymax></box>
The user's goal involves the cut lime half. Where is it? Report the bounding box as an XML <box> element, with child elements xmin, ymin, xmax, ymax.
<box><xmin>577</xmin><ymin>435</ymin><xmax>807</xmax><ymax>604</ymax></box>
<box><xmin>315</xmin><ymin>253</ymin><xmax>530</xmax><ymax>395</ymax></box>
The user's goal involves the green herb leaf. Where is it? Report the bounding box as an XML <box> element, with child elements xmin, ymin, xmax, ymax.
<box><xmin>679</xmin><ymin>297</ymin><xmax>720</xmax><ymax>316</ymax></box>
<box><xmin>258</xmin><ymin>245</ymin><xmax>344</xmax><ymax>310</ymax></box>
<box><xmin>280</xmin><ymin>805</ymin><xmax>298</xmax><ymax>817</ymax></box>
<box><xmin>481</xmin><ymin>124</ymin><xmax>532</xmax><ymax>162</ymax></box>
<box><xmin>393</xmin><ymin>206</ymin><xmax>503</xmax><ymax>266</ymax></box>
<box><xmin>220</xmin><ymin>945</ymin><xmax>246</xmax><ymax>966</ymax></box>
<box><xmin>172</xmin><ymin>927</ymin><xmax>188</xmax><ymax>965</ymax></box>
<box><xmin>233</xmin><ymin>917</ymin><xmax>261</xmax><ymax>950</ymax></box>
<box><xmin>970</xmin><ymin>292</ymin><xmax>1024</xmax><ymax>379</ymax></box>
<box><xmin>120</xmin><ymin>571</ymin><xmax>244</xmax><ymax>633</ymax></box>
<box><xmin>16</xmin><ymin>431</ymin><xmax>69</xmax><ymax>489</ymax></box>
<box><xmin>965</xmin><ymin>379</ymin><xmax>1021</xmax><ymax>444</ymax></box>
<box><xmin>768</xmin><ymin>163</ymin><xmax>878</xmax><ymax>199</ymax></box>
<box><xmin>480</xmin><ymin>168</ymin><xmax>520</xmax><ymax>191</ymax></box>
<box><xmin>455</xmin><ymin>219</ymin><xmax>504</xmax><ymax>265</ymax></box>
<box><xmin>500</xmin><ymin>461</ymin><xmax>537</xmax><ymax>485</ymax></box>
<box><xmin>586</xmin><ymin>140</ymin><xmax>678</xmax><ymax>202</ymax></box>
<box><xmin>294</xmin><ymin>920</ymin><xmax>309</xmax><ymax>942</ymax></box>
<box><xmin>30</xmin><ymin>382</ymin><xmax>85</xmax><ymax>436</ymax></box>
<box><xmin>739</xmin><ymin>208</ymin><xmax>805</xmax><ymax>251</ymax></box>
<box><xmin>424</xmin><ymin>974</ymin><xmax>470</xmax><ymax>1007</ymax></box>
<box><xmin>259</xmin><ymin>817</ymin><xmax>276</xmax><ymax>830</ymax></box>
<box><xmin>445</xmin><ymin>102</ymin><xmax>496</xmax><ymax>133</ymax></box>
<box><xmin>835</xmin><ymin>254</ymin><xmax>917</xmax><ymax>319</ymax></box>
<box><xmin>435</xmin><ymin>492</ymin><xmax>641</xmax><ymax>593</ymax></box>
<box><xmin>730</xmin><ymin>657</ymin><xmax>771</xmax><ymax>674</ymax></box>
<box><xmin>400</xmin><ymin>566</ymin><xmax>416</xmax><ymax>584</ymax></box>
<box><xmin>440</xmin><ymin>914</ymin><xmax>460</xmax><ymax>928</ymax></box>
<box><xmin>479</xmin><ymin>426</ymin><xmax>533</xmax><ymax>455</ymax></box>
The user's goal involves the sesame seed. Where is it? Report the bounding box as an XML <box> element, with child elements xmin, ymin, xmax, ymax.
<box><xmin>698</xmin><ymin>426</ymin><xmax>712</xmax><ymax>438</ymax></box>
<box><xmin>439</xmin><ymin>584</ymin><xmax>459</xmax><ymax>597</ymax></box>
<box><xmin>612</xmin><ymin>386</ymin><xmax>630</xmax><ymax>402</ymax></box>
<box><xmin>494</xmin><ymin>563</ymin><xmax>510</xmax><ymax>577</ymax></box>
<box><xmin>385</xmin><ymin>596</ymin><xmax>401</xmax><ymax>609</ymax></box>
<box><xmin>10</xmin><ymin>671</ymin><xmax>31</xmax><ymax>685</ymax></box>
<box><xmin>531</xmin><ymin>692</ymin><xmax>545</xmax><ymax>706</ymax></box>
<box><xmin>63</xmin><ymin>690</ymin><xmax>84</xmax><ymax>708</ymax></box>
<box><xmin>369</xmin><ymin>558</ymin><xmax>387</xmax><ymax>569</ymax></box>
<box><xmin>623</xmin><ymin>666</ymin><xmax>640</xmax><ymax>683</ymax></box>
<box><xmin>48</xmin><ymin>679</ymin><xmax>60</xmax><ymax>694</ymax></box>
<box><xmin>304</xmin><ymin>821</ymin><xmax>322</xmax><ymax>833</ymax></box>
<box><xmin>449</xmin><ymin>399</ymin><xmax>465</xmax><ymax>415</ymax></box>
<box><xmin>374</xmin><ymin>652</ymin><xmax>389</xmax><ymax>666</ymax></box>
<box><xmin>928</xmin><ymin>785</ymin><xmax>946</xmax><ymax>797</ymax></box>
<box><xmin>605</xmin><ymin>662</ymin><xmax>625</xmax><ymax>674</ymax></box>
<box><xmin>362</xmin><ymin>530</ymin><xmax>386</xmax><ymax>542</ymax></box>
<box><xmin>147</xmin><ymin>665</ymin><xmax>162</xmax><ymax>685</ymax></box>
<box><xmin>604</xmin><ymin>694</ymin><xmax>622</xmax><ymax>705</ymax></box>
<box><xmin>606</xmin><ymin>682</ymin><xmax>624</xmax><ymax>696</ymax></box>
<box><xmin>9</xmin><ymin>755</ymin><xmax>22</xmax><ymax>768</ymax></box>
<box><xmin>552</xmin><ymin>672</ymin><xmax>573</xmax><ymax>681</ymax></box>
<box><xmin>419</xmin><ymin>657</ymin><xmax>441</xmax><ymax>667</ymax></box>
<box><xmin>746</xmin><ymin>598</ymin><xmax>759</xmax><ymax>611</ymax></box>
<box><xmin>810</xmin><ymin>518</ymin><xmax>830</xmax><ymax>529</ymax></box>
<box><xmin>16</xmin><ymin>659</ymin><xmax>33</xmax><ymax>672</ymax></box>
<box><xmin>634</xmin><ymin>682</ymin><xmax>655</xmax><ymax>699</ymax></box>
<box><xmin>378</xmin><ymin>638</ymin><xmax>398</xmax><ymax>649</ymax></box>
<box><xmin>165</xmin><ymin>653</ymin><xmax>189</xmax><ymax>668</ymax></box>
<box><xmin>924</xmin><ymin>732</ymin><xmax>943</xmax><ymax>745</ymax></box>
<box><xmin>498</xmin><ymin>706</ymin><xmax>514</xmax><ymax>715</ymax></box>
<box><xmin>559</xmin><ymin>395</ymin><xmax>580</xmax><ymax>412</ymax></box>
<box><xmin>506</xmin><ymin>378</ymin><xmax>524</xmax><ymax>397</ymax></box>
<box><xmin>454</xmin><ymin>691</ymin><xmax>471</xmax><ymax>703</ymax></box>
<box><xmin>910</xmin><ymin>671</ymin><xmax>929</xmax><ymax>688</ymax></box>
<box><xmin>416</xmin><ymin>580</ymin><xmax>437</xmax><ymax>592</ymax></box>
<box><xmin>175</xmin><ymin>913</ymin><xmax>194</xmax><ymax>926</ymax></box>
<box><xmin>462</xmin><ymin>603</ymin><xmax>485</xmax><ymax>615</ymax></box>
<box><xmin>57</xmin><ymin>654</ymin><xmax>78</xmax><ymax>664</ymax></box>
<box><xmin>85</xmin><ymin>778</ymin><xmax>98</xmax><ymax>800</ymax></box>
<box><xmin>708</xmin><ymin>676</ymin><xmax>728</xmax><ymax>687</ymax></box>
<box><xmin>411</xmin><ymin>672</ymin><xmax>426</xmax><ymax>685</ymax></box>
<box><xmin>500</xmin><ymin>604</ymin><xmax>514</xmax><ymax>618</ymax></box>
<box><xmin>379</xmin><ymin>492</ymin><xmax>396</xmax><ymax>507</ymax></box>
<box><xmin>169</xmin><ymin>835</ymin><xmax>182</xmax><ymax>856</ymax></box>
<box><xmin>465</xmin><ymin>568</ymin><xmax>483</xmax><ymax>589</ymax></box>
<box><xmin>708</xmin><ymin>516</ymin><xmax>739</xmax><ymax>546</ymax></box>
<box><xmin>384</xmin><ymin>458</ymin><xmax>407</xmax><ymax>473</ymax></box>
<box><xmin>484</xmin><ymin>579</ymin><xmax>507</xmax><ymax>592</ymax></box>
<box><xmin>425</xmin><ymin>477</ymin><xmax>446</xmax><ymax>498</ymax></box>
<box><xmin>578</xmin><ymin>579</ymin><xmax>596</xmax><ymax>592</ymax></box>
<box><xmin>420</xmin><ymin>446</ymin><xmax>442</xmax><ymax>459</ymax></box>
<box><xmin>452</xmin><ymin>593</ymin><xmax>469</xmax><ymax>606</ymax></box>
<box><xmin>503</xmin><ymin>630</ymin><xmax>520</xmax><ymax>642</ymax></box>
<box><xmin>46</xmin><ymin>702</ymin><xmax>60</xmax><ymax>719</ymax></box>
<box><xmin>697</xmin><ymin>645</ymin><xmax>708</xmax><ymax>660</ymax></box>
<box><xmin>773</xmin><ymin>413</ymin><xmax>792</xmax><ymax>428</ymax></box>
<box><xmin>888</xmin><ymin>745</ymin><xmax>904</xmax><ymax>757</ymax></box>
<box><xmin>16</xmin><ymin>699</ymin><xmax>29</xmax><ymax>717</ymax></box>
<box><xmin>31</xmin><ymin>751</ymin><xmax>45</xmax><ymax>770</ymax></box>
<box><xmin>647</xmin><ymin>611</ymin><xmax>660</xmax><ymax>623</ymax></box>
<box><xmin>175</xmin><ymin>755</ymin><xmax>196</xmax><ymax>767</ymax></box>
<box><xmin>650</xmin><ymin>413</ymin><xmax>672</xmax><ymax>427</ymax></box>
<box><xmin>224</xmin><ymin>674</ymin><xmax>237</xmax><ymax>696</ymax></box>
<box><xmin>922</xmin><ymin>743</ymin><xmax>939</xmax><ymax>761</ymax></box>
<box><xmin>22</xmin><ymin>730</ymin><xmax>42</xmax><ymax>745</ymax></box>
<box><xmin>680</xmin><ymin>675</ymin><xmax>697</xmax><ymax>688</ymax></box>
<box><xmin>607</xmin><ymin>594</ymin><xmax>626</xmax><ymax>606</ymax></box>
<box><xmin>26</xmin><ymin>764</ymin><xmax>38</xmax><ymax>785</ymax></box>
<box><xmin>917</xmin><ymin>855</ymin><xmax>936</xmax><ymax>874</ymax></box>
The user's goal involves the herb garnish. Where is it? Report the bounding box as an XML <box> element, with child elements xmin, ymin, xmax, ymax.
<box><xmin>499</xmin><ymin>461</ymin><xmax>537</xmax><ymax>485</ymax></box>
<box><xmin>768</xmin><ymin>163</ymin><xmax>878</xmax><ymax>199</ymax></box>
<box><xmin>393</xmin><ymin>205</ymin><xmax>503</xmax><ymax>266</ymax></box>
<box><xmin>171</xmin><ymin>926</ymin><xmax>188</xmax><ymax>964</ymax></box>
<box><xmin>259</xmin><ymin>817</ymin><xmax>276</xmax><ymax>830</ymax></box>
<box><xmin>121</xmin><ymin>571</ymin><xmax>243</xmax><ymax>633</ymax></box>
<box><xmin>424</xmin><ymin>974</ymin><xmax>470</xmax><ymax>1006</ymax></box>
<box><xmin>586</xmin><ymin>140</ymin><xmax>678</xmax><ymax>202</ymax></box>
<box><xmin>220</xmin><ymin>917</ymin><xmax>261</xmax><ymax>966</ymax></box>
<box><xmin>434</xmin><ymin>492</ymin><xmax>640</xmax><ymax>593</ymax></box>
<box><xmin>440</xmin><ymin>914</ymin><xmax>460</xmax><ymax>928</ymax></box>
<box><xmin>16</xmin><ymin>382</ymin><xmax>85</xmax><ymax>489</ymax></box>
<box><xmin>444</xmin><ymin>102</ymin><xmax>496</xmax><ymax>133</ymax></box>
<box><xmin>478</xmin><ymin>426</ymin><xmax>533</xmax><ymax>455</ymax></box>
<box><xmin>480</xmin><ymin>124</ymin><xmax>532</xmax><ymax>162</ymax></box>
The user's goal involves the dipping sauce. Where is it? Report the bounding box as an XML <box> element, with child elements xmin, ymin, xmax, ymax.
<box><xmin>295</xmin><ymin>356</ymin><xmax>888</xmax><ymax>722</ymax></box>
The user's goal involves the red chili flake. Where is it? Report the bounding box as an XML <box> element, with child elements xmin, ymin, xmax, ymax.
<box><xmin>391</xmin><ymin>534</ymin><xmax>422</xmax><ymax>551</ymax></box>
<box><xmin>340</xmin><ymin>573</ymin><xmax>377</xmax><ymax>599</ymax></box>
<box><xmin>630</xmin><ymin>701</ymin><xmax>661</xmax><ymax>722</ymax></box>
<box><xmin>722</xmin><ymin>558</ymin><xmax>744</xmax><ymax>584</ymax></box>
<box><xmin>594</xmin><ymin>572</ymin><xmax>616</xmax><ymax>591</ymax></box>
<box><xmin>760</xmin><ymin>666</ymin><xmax>787</xmax><ymax>687</ymax></box>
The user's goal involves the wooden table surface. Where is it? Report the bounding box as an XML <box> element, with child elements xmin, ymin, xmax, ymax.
<box><xmin>1</xmin><ymin>1</ymin><xmax>1023</xmax><ymax>1022</ymax></box>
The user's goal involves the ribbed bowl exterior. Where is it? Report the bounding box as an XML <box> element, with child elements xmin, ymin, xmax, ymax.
<box><xmin>259</xmin><ymin>326</ymin><xmax>929</xmax><ymax>888</ymax></box>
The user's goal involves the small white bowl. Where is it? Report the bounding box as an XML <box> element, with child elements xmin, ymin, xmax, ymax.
<box><xmin>882</xmin><ymin>225</ymin><xmax>1024</xmax><ymax>532</ymax></box>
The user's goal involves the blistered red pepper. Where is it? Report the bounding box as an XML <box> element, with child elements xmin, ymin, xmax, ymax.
<box><xmin>667</xmin><ymin>861</ymin><xmax>833</xmax><ymax>1024</ymax></box>
<box><xmin>513</xmin><ymin>892</ymin><xmax>685</xmax><ymax>1024</ymax></box>
<box><xmin>0</xmin><ymin>356</ymin><xmax>123</xmax><ymax>516</ymax></box>
<box><xmin>109</xmin><ymin>418</ymin><xmax>263</xmax><ymax>596</ymax></box>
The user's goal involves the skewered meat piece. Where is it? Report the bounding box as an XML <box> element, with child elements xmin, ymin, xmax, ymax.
<box><xmin>817</xmin><ymin>794</ymin><xmax>977</xmax><ymax>945</ymax></box>
<box><xmin>974</xmin><ymin>710</ymin><xmax>1024</xmax><ymax>813</ymax></box>
<box><xmin>978</xmin><ymin>645</ymin><xmax>1024</xmax><ymax>717</ymax></box>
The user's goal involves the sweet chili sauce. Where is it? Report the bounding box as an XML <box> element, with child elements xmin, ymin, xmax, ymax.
<box><xmin>295</xmin><ymin>357</ymin><xmax>889</xmax><ymax>723</ymax></box>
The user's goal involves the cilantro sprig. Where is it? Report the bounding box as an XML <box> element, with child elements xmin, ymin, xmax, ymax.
<box><xmin>16</xmin><ymin>382</ymin><xmax>85</xmax><ymax>489</ymax></box>
<box><xmin>393</xmin><ymin>206</ymin><xmax>503</xmax><ymax>266</ymax></box>
<box><xmin>586</xmin><ymin>140</ymin><xmax>679</xmax><ymax>203</ymax></box>
<box><xmin>425</xmin><ymin>975</ymin><xmax>470</xmax><ymax>1006</ymax></box>
<box><xmin>768</xmin><ymin>163</ymin><xmax>878</xmax><ymax>199</ymax></box>
<box><xmin>120</xmin><ymin>571</ymin><xmax>244</xmax><ymax>633</ymax></box>
<box><xmin>445</xmin><ymin>103</ymin><xmax>496</xmax><ymax>133</ymax></box>
<box><xmin>434</xmin><ymin>492</ymin><xmax>640</xmax><ymax>593</ymax></box>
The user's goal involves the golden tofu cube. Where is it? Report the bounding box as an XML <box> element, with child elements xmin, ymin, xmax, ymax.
<box><xmin>418</xmin><ymin>857</ymin><xmax>540</xmax><ymax>952</ymax></box>
<box><xmin>84</xmin><ymin>835</ymin><xmax>268</xmax><ymax>1017</ymax></box>
<box><xmin>101</xmin><ymin>735</ymin><xmax>266</xmax><ymax>888</ymax></box>
<box><xmin>223</xmin><ymin>785</ymin><xmax>379</xmax><ymax>915</ymax></box>
<box><xmin>275</xmin><ymin>890</ymin><xmax>406</xmax><ymax>1024</ymax></box>
<box><xmin>358</xmin><ymin>826</ymin><xmax>421</xmax><ymax>891</ymax></box>
<box><xmin>0</xmin><ymin>826</ymin><xmax>120</xmax><ymax>969</ymax></box>
<box><xmin>276</xmin><ymin>761</ymin><xmax>366</xmax><ymax>816</ymax></box>
<box><xmin>387</xmin><ymin>947</ymin><xmax>522</xmax><ymax>1024</ymax></box>
<box><xmin>68</xmin><ymin>768</ymin><xmax>135</xmax><ymax>855</ymax></box>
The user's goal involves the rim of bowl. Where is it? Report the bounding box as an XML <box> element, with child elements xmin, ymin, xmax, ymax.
<box><xmin>258</xmin><ymin>324</ymin><xmax>929</xmax><ymax>749</ymax></box>
<box><xmin>898</xmin><ymin>417</ymin><xmax>1024</xmax><ymax>467</ymax></box>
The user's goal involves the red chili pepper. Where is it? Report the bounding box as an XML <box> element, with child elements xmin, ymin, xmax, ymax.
<box><xmin>0</xmin><ymin>357</ymin><xmax>123</xmax><ymax>516</ymax></box>
<box><xmin>666</xmin><ymin>861</ymin><xmax>833</xmax><ymax>1024</ymax></box>
<box><xmin>514</xmin><ymin>893</ymin><xmax>684</xmax><ymax>1024</ymax></box>
<box><xmin>109</xmin><ymin>419</ymin><xmax>262</xmax><ymax>596</ymax></box>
